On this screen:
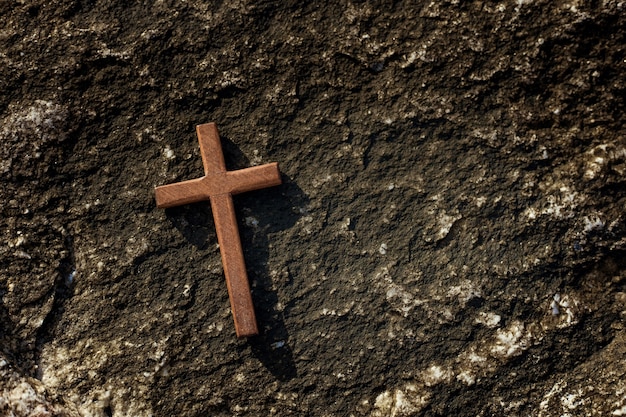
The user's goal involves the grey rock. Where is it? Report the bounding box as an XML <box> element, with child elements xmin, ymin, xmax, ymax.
<box><xmin>1</xmin><ymin>1</ymin><xmax>625</xmax><ymax>416</ymax></box>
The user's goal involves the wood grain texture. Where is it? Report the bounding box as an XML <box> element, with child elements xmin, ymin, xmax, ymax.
<box><xmin>155</xmin><ymin>123</ymin><xmax>281</xmax><ymax>338</ymax></box>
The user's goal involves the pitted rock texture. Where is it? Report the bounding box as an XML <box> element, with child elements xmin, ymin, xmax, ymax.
<box><xmin>1</xmin><ymin>1</ymin><xmax>625</xmax><ymax>416</ymax></box>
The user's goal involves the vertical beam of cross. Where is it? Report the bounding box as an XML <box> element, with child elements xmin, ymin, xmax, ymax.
<box><xmin>155</xmin><ymin>123</ymin><xmax>281</xmax><ymax>338</ymax></box>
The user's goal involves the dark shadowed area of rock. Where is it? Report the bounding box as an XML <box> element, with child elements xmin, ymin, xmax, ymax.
<box><xmin>1</xmin><ymin>1</ymin><xmax>625</xmax><ymax>416</ymax></box>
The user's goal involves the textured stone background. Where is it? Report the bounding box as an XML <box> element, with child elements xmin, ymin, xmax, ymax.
<box><xmin>1</xmin><ymin>1</ymin><xmax>625</xmax><ymax>416</ymax></box>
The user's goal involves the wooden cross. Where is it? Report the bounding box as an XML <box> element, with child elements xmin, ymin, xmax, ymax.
<box><xmin>155</xmin><ymin>123</ymin><xmax>281</xmax><ymax>338</ymax></box>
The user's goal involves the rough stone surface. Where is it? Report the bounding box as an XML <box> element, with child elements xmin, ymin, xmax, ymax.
<box><xmin>0</xmin><ymin>353</ymin><xmax>80</xmax><ymax>417</ymax></box>
<box><xmin>1</xmin><ymin>1</ymin><xmax>625</xmax><ymax>416</ymax></box>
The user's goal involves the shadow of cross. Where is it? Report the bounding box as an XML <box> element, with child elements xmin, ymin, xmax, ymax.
<box><xmin>155</xmin><ymin>123</ymin><xmax>281</xmax><ymax>338</ymax></box>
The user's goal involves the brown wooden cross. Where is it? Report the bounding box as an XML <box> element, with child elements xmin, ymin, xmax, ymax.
<box><xmin>155</xmin><ymin>123</ymin><xmax>281</xmax><ymax>338</ymax></box>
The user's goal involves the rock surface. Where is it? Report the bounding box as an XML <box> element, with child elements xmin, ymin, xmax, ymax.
<box><xmin>1</xmin><ymin>1</ymin><xmax>625</xmax><ymax>416</ymax></box>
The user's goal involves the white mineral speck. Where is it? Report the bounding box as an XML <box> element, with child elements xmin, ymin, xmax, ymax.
<box><xmin>583</xmin><ymin>214</ymin><xmax>604</xmax><ymax>233</ymax></box>
<box><xmin>490</xmin><ymin>321</ymin><xmax>525</xmax><ymax>357</ymax></box>
<box><xmin>468</xmin><ymin>351</ymin><xmax>487</xmax><ymax>363</ymax></box>
<box><xmin>422</xmin><ymin>365</ymin><xmax>452</xmax><ymax>386</ymax></box>
<box><xmin>613</xmin><ymin>405</ymin><xmax>626</xmax><ymax>415</ymax></box>
<box><xmin>561</xmin><ymin>392</ymin><xmax>582</xmax><ymax>410</ymax></box>
<box><xmin>551</xmin><ymin>299</ymin><xmax>560</xmax><ymax>315</ymax></box>
<box><xmin>456</xmin><ymin>370</ymin><xmax>476</xmax><ymax>385</ymax></box>
<box><xmin>436</xmin><ymin>212</ymin><xmax>461</xmax><ymax>240</ymax></box>
<box><xmin>525</xmin><ymin>207</ymin><xmax>537</xmax><ymax>220</ymax></box>
<box><xmin>271</xmin><ymin>340</ymin><xmax>285</xmax><ymax>349</ymax></box>
<box><xmin>66</xmin><ymin>270</ymin><xmax>76</xmax><ymax>285</ymax></box>
<box><xmin>379</xmin><ymin>243</ymin><xmax>387</xmax><ymax>255</ymax></box>
<box><xmin>245</xmin><ymin>216</ymin><xmax>259</xmax><ymax>227</ymax></box>
<box><xmin>474</xmin><ymin>312</ymin><xmax>501</xmax><ymax>328</ymax></box>
<box><xmin>163</xmin><ymin>146</ymin><xmax>175</xmax><ymax>159</ymax></box>
<box><xmin>372</xmin><ymin>384</ymin><xmax>429</xmax><ymax>416</ymax></box>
